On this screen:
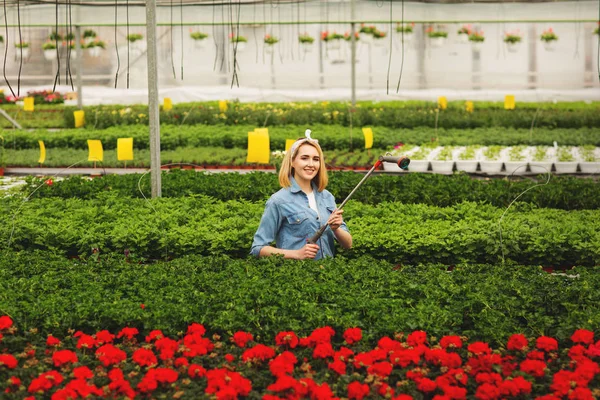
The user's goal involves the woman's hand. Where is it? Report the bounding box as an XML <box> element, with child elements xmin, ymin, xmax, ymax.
<box><xmin>327</xmin><ymin>209</ymin><xmax>344</xmax><ymax>231</ymax></box>
<box><xmin>295</xmin><ymin>243</ymin><xmax>320</xmax><ymax>259</ymax></box>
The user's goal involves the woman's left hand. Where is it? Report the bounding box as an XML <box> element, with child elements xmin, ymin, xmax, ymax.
<box><xmin>328</xmin><ymin>209</ymin><xmax>344</xmax><ymax>232</ymax></box>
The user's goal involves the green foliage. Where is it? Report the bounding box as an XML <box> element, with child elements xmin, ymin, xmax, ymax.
<box><xmin>1</xmin><ymin>251</ymin><xmax>598</xmax><ymax>346</ymax></box>
<box><xmin>126</xmin><ymin>33</ymin><xmax>143</xmax><ymax>42</ymax></box>
<box><xmin>190</xmin><ymin>31</ymin><xmax>208</xmax><ymax>40</ymax></box>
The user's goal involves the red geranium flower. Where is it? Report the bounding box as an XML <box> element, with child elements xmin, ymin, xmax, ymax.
<box><xmin>347</xmin><ymin>381</ymin><xmax>370</xmax><ymax>400</ymax></box>
<box><xmin>475</xmin><ymin>382</ymin><xmax>501</xmax><ymax>400</ymax></box>
<box><xmin>52</xmin><ymin>349</ymin><xmax>78</xmax><ymax>367</ymax></box>
<box><xmin>407</xmin><ymin>330</ymin><xmax>428</xmax><ymax>347</ymax></box>
<box><xmin>571</xmin><ymin>329</ymin><xmax>595</xmax><ymax>345</ymax></box>
<box><xmin>188</xmin><ymin>364</ymin><xmax>207</xmax><ymax>378</ymax></box>
<box><xmin>73</xmin><ymin>366</ymin><xmax>94</xmax><ymax>380</ymax></box>
<box><xmin>95</xmin><ymin>330</ymin><xmax>115</xmax><ymax>345</ymax></box>
<box><xmin>440</xmin><ymin>335</ymin><xmax>463</xmax><ymax>349</ymax></box>
<box><xmin>0</xmin><ymin>316</ymin><xmax>13</xmax><ymax>330</ymax></box>
<box><xmin>132</xmin><ymin>348</ymin><xmax>158</xmax><ymax>367</ymax></box>
<box><xmin>232</xmin><ymin>331</ymin><xmax>254</xmax><ymax>348</ymax></box>
<box><xmin>520</xmin><ymin>359</ymin><xmax>547</xmax><ymax>378</ymax></box>
<box><xmin>275</xmin><ymin>331</ymin><xmax>299</xmax><ymax>349</ymax></box>
<box><xmin>242</xmin><ymin>344</ymin><xmax>276</xmax><ymax>363</ymax></box>
<box><xmin>117</xmin><ymin>327</ymin><xmax>139</xmax><ymax>340</ymax></box>
<box><xmin>46</xmin><ymin>335</ymin><xmax>61</xmax><ymax>347</ymax></box>
<box><xmin>96</xmin><ymin>344</ymin><xmax>127</xmax><ymax>367</ymax></box>
<box><xmin>468</xmin><ymin>342</ymin><xmax>492</xmax><ymax>356</ymax></box>
<box><xmin>536</xmin><ymin>336</ymin><xmax>558</xmax><ymax>352</ymax></box>
<box><xmin>269</xmin><ymin>351</ymin><xmax>297</xmax><ymax>377</ymax></box>
<box><xmin>343</xmin><ymin>327</ymin><xmax>362</xmax><ymax>345</ymax></box>
<box><xmin>186</xmin><ymin>322</ymin><xmax>206</xmax><ymax>336</ymax></box>
<box><xmin>145</xmin><ymin>329</ymin><xmax>164</xmax><ymax>342</ymax></box>
<box><xmin>0</xmin><ymin>354</ymin><xmax>18</xmax><ymax>369</ymax></box>
<box><xmin>507</xmin><ymin>334</ymin><xmax>528</xmax><ymax>351</ymax></box>
<box><xmin>328</xmin><ymin>359</ymin><xmax>347</xmax><ymax>375</ymax></box>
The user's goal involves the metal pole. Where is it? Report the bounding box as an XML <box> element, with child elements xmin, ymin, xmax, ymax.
<box><xmin>350</xmin><ymin>0</ymin><xmax>356</xmax><ymax>107</ymax></box>
<box><xmin>75</xmin><ymin>26</ymin><xmax>83</xmax><ymax>110</ymax></box>
<box><xmin>146</xmin><ymin>0</ymin><xmax>162</xmax><ymax>198</ymax></box>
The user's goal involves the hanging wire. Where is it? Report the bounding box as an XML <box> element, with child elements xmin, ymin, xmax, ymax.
<box><xmin>16</xmin><ymin>0</ymin><xmax>22</xmax><ymax>97</ymax></box>
<box><xmin>386</xmin><ymin>0</ymin><xmax>392</xmax><ymax>94</ymax></box>
<box><xmin>66</xmin><ymin>0</ymin><xmax>74</xmax><ymax>90</ymax></box>
<box><xmin>396</xmin><ymin>0</ymin><xmax>405</xmax><ymax>92</ymax></box>
<box><xmin>126</xmin><ymin>0</ymin><xmax>129</xmax><ymax>88</ymax></box>
<box><xmin>2</xmin><ymin>0</ymin><xmax>16</xmax><ymax>97</ymax></box>
<box><xmin>253</xmin><ymin>0</ymin><xmax>258</xmax><ymax>63</ymax></box>
<box><xmin>229</xmin><ymin>0</ymin><xmax>241</xmax><ymax>88</ymax></box>
<box><xmin>65</xmin><ymin>0</ymin><xmax>70</xmax><ymax>87</ymax></box>
<box><xmin>180</xmin><ymin>0</ymin><xmax>183</xmax><ymax>79</ymax></box>
<box><xmin>113</xmin><ymin>0</ymin><xmax>120</xmax><ymax>88</ymax></box>
<box><xmin>170</xmin><ymin>0</ymin><xmax>176</xmax><ymax>79</ymax></box>
<box><xmin>52</xmin><ymin>0</ymin><xmax>60</xmax><ymax>91</ymax></box>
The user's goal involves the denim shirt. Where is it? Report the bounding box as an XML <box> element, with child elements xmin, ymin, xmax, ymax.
<box><xmin>250</xmin><ymin>177</ymin><xmax>349</xmax><ymax>260</ymax></box>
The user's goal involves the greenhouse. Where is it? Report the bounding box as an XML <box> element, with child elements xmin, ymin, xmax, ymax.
<box><xmin>0</xmin><ymin>0</ymin><xmax>600</xmax><ymax>398</ymax></box>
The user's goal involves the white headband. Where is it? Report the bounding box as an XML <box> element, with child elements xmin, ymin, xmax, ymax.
<box><xmin>290</xmin><ymin>129</ymin><xmax>319</xmax><ymax>158</ymax></box>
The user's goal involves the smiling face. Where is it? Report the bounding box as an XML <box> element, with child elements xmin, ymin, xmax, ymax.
<box><xmin>292</xmin><ymin>143</ymin><xmax>321</xmax><ymax>185</ymax></box>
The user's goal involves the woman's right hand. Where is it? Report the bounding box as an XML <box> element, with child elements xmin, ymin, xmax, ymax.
<box><xmin>295</xmin><ymin>243</ymin><xmax>319</xmax><ymax>260</ymax></box>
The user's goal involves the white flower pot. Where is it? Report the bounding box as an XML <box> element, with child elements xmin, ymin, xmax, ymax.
<box><xmin>579</xmin><ymin>162</ymin><xmax>600</xmax><ymax>174</ymax></box>
<box><xmin>471</xmin><ymin>41</ymin><xmax>483</xmax><ymax>52</ymax></box>
<box><xmin>455</xmin><ymin>160</ymin><xmax>479</xmax><ymax>173</ymax></box>
<box><xmin>327</xmin><ymin>40</ymin><xmax>341</xmax><ymax>50</ymax></box>
<box><xmin>84</xmin><ymin>37</ymin><xmax>94</xmax><ymax>46</ymax></box>
<box><xmin>529</xmin><ymin>162</ymin><xmax>553</xmax><ymax>175</ymax></box>
<box><xmin>505</xmin><ymin>42</ymin><xmax>521</xmax><ymax>53</ymax></box>
<box><xmin>300</xmin><ymin>42</ymin><xmax>314</xmax><ymax>52</ymax></box>
<box><xmin>194</xmin><ymin>40</ymin><xmax>207</xmax><ymax>50</ymax></box>
<box><xmin>543</xmin><ymin>40</ymin><xmax>557</xmax><ymax>52</ymax></box>
<box><xmin>554</xmin><ymin>162</ymin><xmax>578</xmax><ymax>174</ymax></box>
<box><xmin>479</xmin><ymin>161</ymin><xmax>503</xmax><ymax>175</ymax></box>
<box><xmin>87</xmin><ymin>46</ymin><xmax>101</xmax><ymax>58</ymax></box>
<box><xmin>407</xmin><ymin>160</ymin><xmax>430</xmax><ymax>173</ymax></box>
<box><xmin>458</xmin><ymin>33</ymin><xmax>469</xmax><ymax>43</ymax></box>
<box><xmin>395</xmin><ymin>32</ymin><xmax>412</xmax><ymax>44</ymax></box>
<box><xmin>429</xmin><ymin>37</ymin><xmax>446</xmax><ymax>48</ymax></box>
<box><xmin>15</xmin><ymin>47</ymin><xmax>29</xmax><ymax>59</ymax></box>
<box><xmin>361</xmin><ymin>34</ymin><xmax>373</xmax><ymax>44</ymax></box>
<box><xmin>503</xmin><ymin>161</ymin><xmax>528</xmax><ymax>176</ymax></box>
<box><xmin>265</xmin><ymin>44</ymin><xmax>276</xmax><ymax>54</ymax></box>
<box><xmin>231</xmin><ymin>42</ymin><xmax>246</xmax><ymax>52</ymax></box>
<box><xmin>430</xmin><ymin>161</ymin><xmax>454</xmax><ymax>174</ymax></box>
<box><xmin>43</xmin><ymin>49</ymin><xmax>57</xmax><ymax>60</ymax></box>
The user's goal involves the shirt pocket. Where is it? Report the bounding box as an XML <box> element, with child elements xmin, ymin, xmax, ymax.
<box><xmin>285</xmin><ymin>211</ymin><xmax>311</xmax><ymax>239</ymax></box>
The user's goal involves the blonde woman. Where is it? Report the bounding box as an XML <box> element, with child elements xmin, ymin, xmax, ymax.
<box><xmin>250</xmin><ymin>131</ymin><xmax>352</xmax><ymax>260</ymax></box>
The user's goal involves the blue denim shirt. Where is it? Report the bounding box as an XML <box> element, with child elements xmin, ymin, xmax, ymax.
<box><xmin>250</xmin><ymin>177</ymin><xmax>349</xmax><ymax>260</ymax></box>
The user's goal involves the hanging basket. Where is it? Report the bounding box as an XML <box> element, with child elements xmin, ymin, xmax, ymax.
<box><xmin>458</xmin><ymin>33</ymin><xmax>469</xmax><ymax>43</ymax></box>
<box><xmin>231</xmin><ymin>42</ymin><xmax>246</xmax><ymax>52</ymax></box>
<box><xmin>471</xmin><ymin>41</ymin><xmax>483</xmax><ymax>52</ymax></box>
<box><xmin>87</xmin><ymin>46</ymin><xmax>101</xmax><ymax>58</ymax></box>
<box><xmin>193</xmin><ymin>40</ymin><xmax>207</xmax><ymax>50</ymax></box>
<box><xmin>543</xmin><ymin>40</ymin><xmax>557</xmax><ymax>52</ymax></box>
<box><xmin>300</xmin><ymin>42</ymin><xmax>314</xmax><ymax>52</ymax></box>
<box><xmin>505</xmin><ymin>41</ymin><xmax>521</xmax><ymax>53</ymax></box>
<box><xmin>429</xmin><ymin>37</ymin><xmax>446</xmax><ymax>48</ymax></box>
<box><xmin>43</xmin><ymin>49</ymin><xmax>57</xmax><ymax>60</ymax></box>
<box><xmin>395</xmin><ymin>32</ymin><xmax>413</xmax><ymax>45</ymax></box>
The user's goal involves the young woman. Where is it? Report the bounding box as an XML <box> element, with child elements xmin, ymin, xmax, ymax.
<box><xmin>250</xmin><ymin>132</ymin><xmax>352</xmax><ymax>260</ymax></box>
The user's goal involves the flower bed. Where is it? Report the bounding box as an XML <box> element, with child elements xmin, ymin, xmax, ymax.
<box><xmin>0</xmin><ymin>316</ymin><xmax>598</xmax><ymax>399</ymax></box>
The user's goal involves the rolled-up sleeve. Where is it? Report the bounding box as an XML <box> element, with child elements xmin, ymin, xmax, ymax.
<box><xmin>250</xmin><ymin>199</ymin><xmax>280</xmax><ymax>257</ymax></box>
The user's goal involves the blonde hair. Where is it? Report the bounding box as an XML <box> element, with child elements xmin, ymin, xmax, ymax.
<box><xmin>279</xmin><ymin>139</ymin><xmax>328</xmax><ymax>192</ymax></box>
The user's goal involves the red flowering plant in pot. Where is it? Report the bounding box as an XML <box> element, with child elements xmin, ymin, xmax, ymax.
<box><xmin>0</xmin><ymin>315</ymin><xmax>599</xmax><ymax>398</ymax></box>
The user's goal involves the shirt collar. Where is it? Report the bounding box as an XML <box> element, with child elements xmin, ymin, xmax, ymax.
<box><xmin>290</xmin><ymin>176</ymin><xmax>318</xmax><ymax>194</ymax></box>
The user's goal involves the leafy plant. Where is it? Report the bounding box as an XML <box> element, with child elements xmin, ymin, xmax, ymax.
<box><xmin>49</xmin><ymin>31</ymin><xmax>62</xmax><ymax>41</ymax></box>
<box><xmin>458</xmin><ymin>145</ymin><xmax>480</xmax><ymax>160</ymax></box>
<box><xmin>483</xmin><ymin>145</ymin><xmax>502</xmax><ymax>160</ymax></box>
<box><xmin>359</xmin><ymin>24</ymin><xmax>376</xmax><ymax>35</ymax></box>
<box><xmin>509</xmin><ymin>145</ymin><xmax>526</xmax><ymax>161</ymax></box>
<box><xmin>87</xmin><ymin>39</ymin><xmax>106</xmax><ymax>49</ymax></box>
<box><xmin>126</xmin><ymin>33</ymin><xmax>143</xmax><ymax>43</ymax></box>
<box><xmin>263</xmin><ymin>34</ymin><xmax>278</xmax><ymax>45</ymax></box>
<box><xmin>580</xmin><ymin>145</ymin><xmax>598</xmax><ymax>162</ymax></box>
<box><xmin>533</xmin><ymin>146</ymin><xmax>549</xmax><ymax>162</ymax></box>
<box><xmin>298</xmin><ymin>33</ymin><xmax>314</xmax><ymax>44</ymax></box>
<box><xmin>557</xmin><ymin>146</ymin><xmax>575</xmax><ymax>162</ymax></box>
<box><xmin>372</xmin><ymin>30</ymin><xmax>387</xmax><ymax>39</ymax></box>
<box><xmin>504</xmin><ymin>30</ymin><xmax>522</xmax><ymax>44</ymax></box>
<box><xmin>426</xmin><ymin>27</ymin><xmax>448</xmax><ymax>38</ymax></box>
<box><xmin>83</xmin><ymin>29</ymin><xmax>97</xmax><ymax>39</ymax></box>
<box><xmin>540</xmin><ymin>28</ymin><xmax>558</xmax><ymax>42</ymax></box>
<box><xmin>14</xmin><ymin>41</ymin><xmax>29</xmax><ymax>49</ymax></box>
<box><xmin>320</xmin><ymin>31</ymin><xmax>344</xmax><ymax>42</ymax></box>
<box><xmin>343</xmin><ymin>32</ymin><xmax>360</xmax><ymax>41</ymax></box>
<box><xmin>468</xmin><ymin>31</ymin><xmax>485</xmax><ymax>42</ymax></box>
<box><xmin>0</xmin><ymin>34</ymin><xmax>4</xmax><ymax>44</ymax></box>
<box><xmin>229</xmin><ymin>35</ymin><xmax>247</xmax><ymax>43</ymax></box>
<box><xmin>42</xmin><ymin>41</ymin><xmax>57</xmax><ymax>51</ymax></box>
<box><xmin>396</xmin><ymin>23</ymin><xmax>414</xmax><ymax>33</ymax></box>
<box><xmin>190</xmin><ymin>31</ymin><xmax>208</xmax><ymax>40</ymax></box>
<box><xmin>457</xmin><ymin>24</ymin><xmax>471</xmax><ymax>35</ymax></box>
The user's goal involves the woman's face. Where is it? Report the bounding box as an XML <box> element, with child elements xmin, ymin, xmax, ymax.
<box><xmin>292</xmin><ymin>143</ymin><xmax>320</xmax><ymax>183</ymax></box>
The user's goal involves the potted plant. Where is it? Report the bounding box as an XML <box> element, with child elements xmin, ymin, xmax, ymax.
<box><xmin>504</xmin><ymin>145</ymin><xmax>528</xmax><ymax>176</ymax></box>
<box><xmin>479</xmin><ymin>145</ymin><xmax>504</xmax><ymax>175</ymax></box>
<box><xmin>503</xmin><ymin>30</ymin><xmax>522</xmax><ymax>52</ymax></box>
<box><xmin>321</xmin><ymin>31</ymin><xmax>344</xmax><ymax>50</ymax></box>
<box><xmin>263</xmin><ymin>34</ymin><xmax>278</xmax><ymax>54</ymax></box>
<box><xmin>83</xmin><ymin>29</ymin><xmax>97</xmax><ymax>45</ymax></box>
<box><xmin>578</xmin><ymin>145</ymin><xmax>600</xmax><ymax>174</ymax></box>
<box><xmin>594</xmin><ymin>22</ymin><xmax>600</xmax><ymax>36</ymax></box>
<box><xmin>343</xmin><ymin>32</ymin><xmax>359</xmax><ymax>43</ymax></box>
<box><xmin>0</xmin><ymin>35</ymin><xmax>4</xmax><ymax>49</ymax></box>
<box><xmin>127</xmin><ymin>33</ymin><xmax>143</xmax><ymax>43</ymax></box>
<box><xmin>540</xmin><ymin>27</ymin><xmax>558</xmax><ymax>51</ymax></box>
<box><xmin>457</xmin><ymin>24</ymin><xmax>472</xmax><ymax>43</ymax></box>
<box><xmin>455</xmin><ymin>145</ymin><xmax>480</xmax><ymax>173</ymax></box>
<box><xmin>359</xmin><ymin>24</ymin><xmax>376</xmax><ymax>43</ymax></box>
<box><xmin>298</xmin><ymin>33</ymin><xmax>314</xmax><ymax>52</ymax></box>
<box><xmin>468</xmin><ymin>30</ymin><xmax>485</xmax><ymax>51</ymax></box>
<box><xmin>86</xmin><ymin>39</ymin><xmax>106</xmax><ymax>58</ymax></box>
<box><xmin>42</xmin><ymin>41</ymin><xmax>58</xmax><ymax>60</ymax></box>
<box><xmin>554</xmin><ymin>146</ymin><xmax>578</xmax><ymax>174</ymax></box>
<box><xmin>430</xmin><ymin>146</ymin><xmax>455</xmax><ymax>173</ymax></box>
<box><xmin>229</xmin><ymin>34</ymin><xmax>247</xmax><ymax>52</ymax></box>
<box><xmin>49</xmin><ymin>31</ymin><xmax>62</xmax><ymax>41</ymax></box>
<box><xmin>426</xmin><ymin>27</ymin><xmax>448</xmax><ymax>48</ymax></box>
<box><xmin>529</xmin><ymin>146</ymin><xmax>553</xmax><ymax>175</ymax></box>
<box><xmin>395</xmin><ymin>22</ymin><xmax>414</xmax><ymax>44</ymax></box>
<box><xmin>371</xmin><ymin>29</ymin><xmax>387</xmax><ymax>47</ymax></box>
<box><xmin>190</xmin><ymin>31</ymin><xmax>209</xmax><ymax>49</ymax></box>
<box><xmin>14</xmin><ymin>41</ymin><xmax>30</xmax><ymax>59</ymax></box>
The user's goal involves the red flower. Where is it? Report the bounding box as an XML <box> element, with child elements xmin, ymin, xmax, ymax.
<box><xmin>475</xmin><ymin>372</ymin><xmax>502</xmax><ymax>386</ymax></box>
<box><xmin>132</xmin><ymin>348</ymin><xmax>158</xmax><ymax>367</ymax></box>
<box><xmin>175</xmin><ymin>357</ymin><xmax>189</xmax><ymax>367</ymax></box>
<box><xmin>233</xmin><ymin>331</ymin><xmax>254</xmax><ymax>348</ymax></box>
<box><xmin>416</xmin><ymin>377</ymin><xmax>437</xmax><ymax>392</ymax></box>
<box><xmin>145</xmin><ymin>330</ymin><xmax>164</xmax><ymax>342</ymax></box>
<box><xmin>571</xmin><ymin>329</ymin><xmax>595</xmax><ymax>345</ymax></box>
<box><xmin>269</xmin><ymin>351</ymin><xmax>297</xmax><ymax>377</ymax></box>
<box><xmin>536</xmin><ymin>336</ymin><xmax>558</xmax><ymax>352</ymax></box>
<box><xmin>0</xmin><ymin>316</ymin><xmax>13</xmax><ymax>330</ymax></box>
<box><xmin>475</xmin><ymin>382</ymin><xmax>500</xmax><ymax>400</ymax></box>
<box><xmin>28</xmin><ymin>371</ymin><xmax>64</xmax><ymax>393</ymax></box>
<box><xmin>506</xmin><ymin>334</ymin><xmax>528</xmax><ymax>351</ymax></box>
<box><xmin>334</xmin><ymin>346</ymin><xmax>355</xmax><ymax>362</ymax></box>
<box><xmin>390</xmin><ymin>349</ymin><xmax>421</xmax><ymax>367</ymax></box>
<box><xmin>225</xmin><ymin>354</ymin><xmax>235</xmax><ymax>363</ymax></box>
<box><xmin>328</xmin><ymin>359</ymin><xmax>347</xmax><ymax>375</ymax></box>
<box><xmin>368</xmin><ymin>361</ymin><xmax>393</xmax><ymax>378</ymax></box>
<box><xmin>343</xmin><ymin>327</ymin><xmax>363</xmax><ymax>345</ymax></box>
<box><xmin>117</xmin><ymin>327</ymin><xmax>139</xmax><ymax>340</ymax></box>
<box><xmin>154</xmin><ymin>336</ymin><xmax>179</xmax><ymax>360</ymax></box>
<box><xmin>407</xmin><ymin>330</ymin><xmax>428</xmax><ymax>347</ymax></box>
<box><xmin>347</xmin><ymin>381</ymin><xmax>370</xmax><ymax>400</ymax></box>
<box><xmin>468</xmin><ymin>342</ymin><xmax>492</xmax><ymax>356</ymax></box>
<box><xmin>205</xmin><ymin>368</ymin><xmax>252</xmax><ymax>397</ymax></box>
<box><xmin>440</xmin><ymin>335</ymin><xmax>463</xmax><ymax>349</ymax></box>
<box><xmin>96</xmin><ymin>344</ymin><xmax>127</xmax><ymax>367</ymax></box>
<box><xmin>313</xmin><ymin>342</ymin><xmax>335</xmax><ymax>359</ymax></box>
<box><xmin>52</xmin><ymin>349</ymin><xmax>78</xmax><ymax>367</ymax></box>
<box><xmin>306</xmin><ymin>326</ymin><xmax>335</xmax><ymax>346</ymax></box>
<box><xmin>242</xmin><ymin>344</ymin><xmax>276</xmax><ymax>363</ymax></box>
<box><xmin>46</xmin><ymin>335</ymin><xmax>61</xmax><ymax>347</ymax></box>
<box><xmin>587</xmin><ymin>340</ymin><xmax>600</xmax><ymax>357</ymax></box>
<box><xmin>186</xmin><ymin>322</ymin><xmax>206</xmax><ymax>336</ymax></box>
<box><xmin>520</xmin><ymin>359</ymin><xmax>547</xmax><ymax>378</ymax></box>
<box><xmin>0</xmin><ymin>354</ymin><xmax>18</xmax><ymax>369</ymax></box>
<box><xmin>526</xmin><ymin>350</ymin><xmax>546</xmax><ymax>360</ymax></box>
<box><xmin>45</xmin><ymin>178</ymin><xmax>54</xmax><ymax>186</ymax></box>
<box><xmin>152</xmin><ymin>367</ymin><xmax>179</xmax><ymax>384</ymax></box>
<box><xmin>74</xmin><ymin>332</ymin><xmax>97</xmax><ymax>349</ymax></box>
<box><xmin>275</xmin><ymin>331</ymin><xmax>299</xmax><ymax>348</ymax></box>
<box><xmin>182</xmin><ymin>333</ymin><xmax>214</xmax><ymax>357</ymax></box>
<box><xmin>73</xmin><ymin>366</ymin><xmax>94</xmax><ymax>380</ymax></box>
<box><xmin>189</xmin><ymin>364</ymin><xmax>207</xmax><ymax>378</ymax></box>
<box><xmin>95</xmin><ymin>330</ymin><xmax>115</xmax><ymax>345</ymax></box>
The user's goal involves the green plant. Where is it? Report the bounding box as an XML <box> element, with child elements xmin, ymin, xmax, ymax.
<box><xmin>0</xmin><ymin>134</ymin><xmax>5</xmax><ymax>167</ymax></box>
<box><xmin>396</xmin><ymin>23</ymin><xmax>414</xmax><ymax>33</ymax></box>
<box><xmin>458</xmin><ymin>145</ymin><xmax>479</xmax><ymax>160</ymax></box>
<box><xmin>457</xmin><ymin>24</ymin><xmax>471</xmax><ymax>35</ymax></box>
<box><xmin>321</xmin><ymin>31</ymin><xmax>344</xmax><ymax>41</ymax></box>
<box><xmin>87</xmin><ymin>39</ymin><xmax>106</xmax><ymax>49</ymax></box>
<box><xmin>343</xmin><ymin>32</ymin><xmax>359</xmax><ymax>41</ymax></box>
<box><xmin>533</xmin><ymin>146</ymin><xmax>549</xmax><ymax>161</ymax></box>
<box><xmin>42</xmin><ymin>41</ymin><xmax>57</xmax><ymax>51</ymax></box>
<box><xmin>359</xmin><ymin>24</ymin><xmax>376</xmax><ymax>35</ymax></box>
<box><xmin>504</xmin><ymin>30</ymin><xmax>522</xmax><ymax>44</ymax></box>
<box><xmin>190</xmin><ymin>31</ymin><xmax>208</xmax><ymax>40</ymax></box>
<box><xmin>540</xmin><ymin>28</ymin><xmax>558</xmax><ymax>42</ymax></box>
<box><xmin>426</xmin><ymin>27</ymin><xmax>448</xmax><ymax>38</ymax></box>
<box><xmin>580</xmin><ymin>145</ymin><xmax>598</xmax><ymax>162</ymax></box>
<box><xmin>263</xmin><ymin>34</ymin><xmax>278</xmax><ymax>45</ymax></box>
<box><xmin>229</xmin><ymin>35</ymin><xmax>247</xmax><ymax>43</ymax></box>
<box><xmin>126</xmin><ymin>33</ymin><xmax>143</xmax><ymax>43</ymax></box>
<box><xmin>298</xmin><ymin>33</ymin><xmax>314</xmax><ymax>44</ymax></box>
<box><xmin>468</xmin><ymin>31</ymin><xmax>485</xmax><ymax>42</ymax></box>
<box><xmin>83</xmin><ymin>29</ymin><xmax>97</xmax><ymax>39</ymax></box>
<box><xmin>483</xmin><ymin>145</ymin><xmax>502</xmax><ymax>160</ymax></box>
<box><xmin>372</xmin><ymin>30</ymin><xmax>387</xmax><ymax>39</ymax></box>
<box><xmin>14</xmin><ymin>41</ymin><xmax>29</xmax><ymax>49</ymax></box>
<box><xmin>509</xmin><ymin>145</ymin><xmax>526</xmax><ymax>161</ymax></box>
<box><xmin>557</xmin><ymin>146</ymin><xmax>575</xmax><ymax>162</ymax></box>
<box><xmin>49</xmin><ymin>31</ymin><xmax>62</xmax><ymax>41</ymax></box>
<box><xmin>0</xmin><ymin>34</ymin><xmax>4</xmax><ymax>43</ymax></box>
<box><xmin>435</xmin><ymin>146</ymin><xmax>454</xmax><ymax>161</ymax></box>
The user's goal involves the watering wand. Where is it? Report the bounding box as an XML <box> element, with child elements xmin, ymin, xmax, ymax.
<box><xmin>307</xmin><ymin>155</ymin><xmax>410</xmax><ymax>244</ymax></box>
